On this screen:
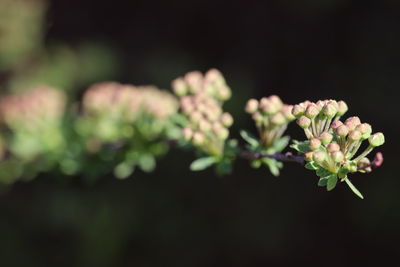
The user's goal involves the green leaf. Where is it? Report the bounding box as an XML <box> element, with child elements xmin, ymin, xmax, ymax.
<box><xmin>190</xmin><ymin>157</ymin><xmax>216</xmax><ymax>171</ymax></box>
<box><xmin>290</xmin><ymin>140</ymin><xmax>310</xmax><ymax>153</ymax></box>
<box><xmin>326</xmin><ymin>175</ymin><xmax>338</xmax><ymax>191</ymax></box>
<box><xmin>305</xmin><ymin>162</ymin><xmax>318</xmax><ymax>170</ymax></box>
<box><xmin>344</xmin><ymin>177</ymin><xmax>364</xmax><ymax>199</ymax></box>
<box><xmin>262</xmin><ymin>158</ymin><xmax>281</xmax><ymax>177</ymax></box>
<box><xmin>318</xmin><ymin>176</ymin><xmax>329</xmax><ymax>187</ymax></box>
<box><xmin>316</xmin><ymin>167</ymin><xmax>331</xmax><ymax>177</ymax></box>
<box><xmin>240</xmin><ymin>130</ymin><xmax>259</xmax><ymax>148</ymax></box>
<box><xmin>251</xmin><ymin>159</ymin><xmax>262</xmax><ymax>168</ymax></box>
<box><xmin>272</xmin><ymin>136</ymin><xmax>290</xmax><ymax>152</ymax></box>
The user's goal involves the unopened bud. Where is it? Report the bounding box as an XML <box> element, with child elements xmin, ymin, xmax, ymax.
<box><xmin>260</xmin><ymin>98</ymin><xmax>279</xmax><ymax>115</ymax></box>
<box><xmin>319</xmin><ymin>132</ymin><xmax>333</xmax><ymax>145</ymax></box>
<box><xmin>245</xmin><ymin>99</ymin><xmax>259</xmax><ymax>114</ymax></box>
<box><xmin>330</xmin><ymin>120</ymin><xmax>343</xmax><ymax>130</ymax></box>
<box><xmin>304</xmin><ymin>151</ymin><xmax>314</xmax><ymax>161</ymax></box>
<box><xmin>199</xmin><ymin>119</ymin><xmax>211</xmax><ymax>132</ymax></box>
<box><xmin>183</xmin><ymin>127</ymin><xmax>193</xmax><ymax>141</ymax></box>
<box><xmin>368</xmin><ymin>132</ymin><xmax>385</xmax><ymax>147</ymax></box>
<box><xmin>281</xmin><ymin>105</ymin><xmax>295</xmax><ymax>121</ymax></box>
<box><xmin>172</xmin><ymin>78</ymin><xmax>187</xmax><ymax>96</ymax></box>
<box><xmin>355</xmin><ymin>123</ymin><xmax>372</xmax><ymax>140</ymax></box>
<box><xmin>268</xmin><ymin>95</ymin><xmax>283</xmax><ymax>110</ymax></box>
<box><xmin>217</xmin><ymin>86</ymin><xmax>231</xmax><ymax>101</ymax></box>
<box><xmin>221</xmin><ymin>112</ymin><xmax>234</xmax><ymax>127</ymax></box>
<box><xmin>309</xmin><ymin>138</ymin><xmax>321</xmax><ymax>151</ymax></box>
<box><xmin>337</xmin><ymin>100</ymin><xmax>348</xmax><ymax>116</ymax></box>
<box><xmin>271</xmin><ymin>113</ymin><xmax>286</xmax><ymax>125</ymax></box>
<box><xmin>184</xmin><ymin>71</ymin><xmax>203</xmax><ymax>93</ymax></box>
<box><xmin>331</xmin><ymin>151</ymin><xmax>344</xmax><ymax>163</ymax></box>
<box><xmin>190</xmin><ymin>111</ymin><xmax>203</xmax><ymax>123</ymax></box>
<box><xmin>348</xmin><ymin>130</ymin><xmax>362</xmax><ymax>141</ymax></box>
<box><xmin>252</xmin><ymin>112</ymin><xmax>263</xmax><ymax>122</ymax></box>
<box><xmin>216</xmin><ymin>127</ymin><xmax>229</xmax><ymax>140</ymax></box>
<box><xmin>193</xmin><ymin>132</ymin><xmax>205</xmax><ymax>146</ymax></box>
<box><xmin>292</xmin><ymin>104</ymin><xmax>305</xmax><ymax>118</ymax></box>
<box><xmin>357</xmin><ymin>157</ymin><xmax>371</xmax><ymax>170</ymax></box>
<box><xmin>327</xmin><ymin>142</ymin><xmax>340</xmax><ymax>152</ymax></box>
<box><xmin>322</xmin><ymin>103</ymin><xmax>337</xmax><ymax>118</ymax></box>
<box><xmin>305</xmin><ymin>103</ymin><xmax>320</xmax><ymax>119</ymax></box>
<box><xmin>344</xmin><ymin>116</ymin><xmax>361</xmax><ymax>131</ymax></box>
<box><xmin>336</xmin><ymin>125</ymin><xmax>349</xmax><ymax>137</ymax></box>
<box><xmin>313</xmin><ymin>151</ymin><xmax>326</xmax><ymax>164</ymax></box>
<box><xmin>297</xmin><ymin>115</ymin><xmax>311</xmax><ymax>129</ymax></box>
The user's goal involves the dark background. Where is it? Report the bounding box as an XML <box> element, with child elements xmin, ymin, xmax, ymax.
<box><xmin>1</xmin><ymin>0</ymin><xmax>399</xmax><ymax>266</ymax></box>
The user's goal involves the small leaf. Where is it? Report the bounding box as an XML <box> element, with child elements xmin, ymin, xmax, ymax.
<box><xmin>344</xmin><ymin>177</ymin><xmax>364</xmax><ymax>199</ymax></box>
<box><xmin>272</xmin><ymin>136</ymin><xmax>290</xmax><ymax>152</ymax></box>
<box><xmin>290</xmin><ymin>140</ymin><xmax>310</xmax><ymax>153</ymax></box>
<box><xmin>240</xmin><ymin>130</ymin><xmax>259</xmax><ymax>148</ymax></box>
<box><xmin>262</xmin><ymin>158</ymin><xmax>280</xmax><ymax>177</ymax></box>
<box><xmin>316</xmin><ymin>167</ymin><xmax>331</xmax><ymax>177</ymax></box>
<box><xmin>251</xmin><ymin>159</ymin><xmax>262</xmax><ymax>168</ymax></box>
<box><xmin>318</xmin><ymin>177</ymin><xmax>329</xmax><ymax>187</ymax></box>
<box><xmin>190</xmin><ymin>157</ymin><xmax>216</xmax><ymax>171</ymax></box>
<box><xmin>326</xmin><ymin>175</ymin><xmax>338</xmax><ymax>191</ymax></box>
<box><xmin>305</xmin><ymin>162</ymin><xmax>318</xmax><ymax>170</ymax></box>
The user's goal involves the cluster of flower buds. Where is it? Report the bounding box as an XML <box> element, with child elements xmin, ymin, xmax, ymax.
<box><xmin>245</xmin><ymin>95</ymin><xmax>295</xmax><ymax>147</ymax></box>
<box><xmin>0</xmin><ymin>86</ymin><xmax>66</xmax><ymax>132</ymax></box>
<box><xmin>82</xmin><ymin>82</ymin><xmax>178</xmax><ymax>121</ymax></box>
<box><xmin>293</xmin><ymin>99</ymin><xmax>385</xmax><ymax>174</ymax></box>
<box><xmin>293</xmin><ymin>99</ymin><xmax>348</xmax><ymax>139</ymax></box>
<box><xmin>173</xmin><ymin>69</ymin><xmax>233</xmax><ymax>157</ymax></box>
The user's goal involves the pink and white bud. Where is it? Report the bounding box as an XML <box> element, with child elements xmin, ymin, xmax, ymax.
<box><xmin>319</xmin><ymin>132</ymin><xmax>333</xmax><ymax>145</ymax></box>
<box><xmin>215</xmin><ymin>127</ymin><xmax>229</xmax><ymax>140</ymax></box>
<box><xmin>182</xmin><ymin>127</ymin><xmax>193</xmax><ymax>141</ymax></box>
<box><xmin>313</xmin><ymin>151</ymin><xmax>326</xmax><ymax>164</ymax></box>
<box><xmin>220</xmin><ymin>112</ymin><xmax>234</xmax><ymax>127</ymax></box>
<box><xmin>172</xmin><ymin>78</ymin><xmax>187</xmax><ymax>96</ymax></box>
<box><xmin>355</xmin><ymin>123</ymin><xmax>372</xmax><ymax>139</ymax></box>
<box><xmin>190</xmin><ymin>111</ymin><xmax>203</xmax><ymax>123</ymax></box>
<box><xmin>281</xmin><ymin>105</ymin><xmax>295</xmax><ymax>121</ymax></box>
<box><xmin>309</xmin><ymin>138</ymin><xmax>321</xmax><ymax>151</ymax></box>
<box><xmin>305</xmin><ymin>103</ymin><xmax>320</xmax><ymax>119</ymax></box>
<box><xmin>348</xmin><ymin>130</ymin><xmax>362</xmax><ymax>141</ymax></box>
<box><xmin>327</xmin><ymin>142</ymin><xmax>340</xmax><ymax>153</ymax></box>
<box><xmin>193</xmin><ymin>132</ymin><xmax>205</xmax><ymax>146</ymax></box>
<box><xmin>271</xmin><ymin>113</ymin><xmax>286</xmax><ymax>125</ymax></box>
<box><xmin>330</xmin><ymin>120</ymin><xmax>343</xmax><ymax>130</ymax></box>
<box><xmin>322</xmin><ymin>103</ymin><xmax>337</xmax><ymax>118</ymax></box>
<box><xmin>199</xmin><ymin>119</ymin><xmax>211</xmax><ymax>132</ymax></box>
<box><xmin>252</xmin><ymin>112</ymin><xmax>264</xmax><ymax>122</ymax></box>
<box><xmin>344</xmin><ymin>116</ymin><xmax>361</xmax><ymax>131</ymax></box>
<box><xmin>245</xmin><ymin>99</ymin><xmax>259</xmax><ymax>114</ymax></box>
<box><xmin>296</xmin><ymin>115</ymin><xmax>311</xmax><ymax>129</ymax></box>
<box><xmin>292</xmin><ymin>104</ymin><xmax>306</xmax><ymax>118</ymax></box>
<box><xmin>304</xmin><ymin>151</ymin><xmax>314</xmax><ymax>161</ymax></box>
<box><xmin>369</xmin><ymin>132</ymin><xmax>385</xmax><ymax>147</ymax></box>
<box><xmin>217</xmin><ymin>86</ymin><xmax>231</xmax><ymax>101</ymax></box>
<box><xmin>336</xmin><ymin>125</ymin><xmax>349</xmax><ymax>137</ymax></box>
<box><xmin>337</xmin><ymin>100</ymin><xmax>348</xmax><ymax>116</ymax></box>
<box><xmin>331</xmin><ymin>151</ymin><xmax>344</xmax><ymax>163</ymax></box>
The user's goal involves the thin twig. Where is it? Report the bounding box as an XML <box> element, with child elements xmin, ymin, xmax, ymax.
<box><xmin>239</xmin><ymin>150</ymin><xmax>306</xmax><ymax>165</ymax></box>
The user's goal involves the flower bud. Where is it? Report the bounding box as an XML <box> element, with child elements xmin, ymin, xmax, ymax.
<box><xmin>245</xmin><ymin>99</ymin><xmax>259</xmax><ymax>114</ymax></box>
<box><xmin>281</xmin><ymin>105</ymin><xmax>295</xmax><ymax>121</ymax></box>
<box><xmin>260</xmin><ymin>98</ymin><xmax>279</xmax><ymax>115</ymax></box>
<box><xmin>217</xmin><ymin>86</ymin><xmax>231</xmax><ymax>101</ymax></box>
<box><xmin>327</xmin><ymin>142</ymin><xmax>340</xmax><ymax>152</ymax></box>
<box><xmin>199</xmin><ymin>119</ymin><xmax>211</xmax><ymax>132</ymax></box>
<box><xmin>193</xmin><ymin>132</ymin><xmax>205</xmax><ymax>146</ymax></box>
<box><xmin>344</xmin><ymin>116</ymin><xmax>361</xmax><ymax>131</ymax></box>
<box><xmin>331</xmin><ymin>151</ymin><xmax>344</xmax><ymax>163</ymax></box>
<box><xmin>268</xmin><ymin>95</ymin><xmax>283</xmax><ymax>110</ymax></box>
<box><xmin>309</xmin><ymin>138</ymin><xmax>321</xmax><ymax>151</ymax></box>
<box><xmin>355</xmin><ymin>123</ymin><xmax>372</xmax><ymax>139</ymax></box>
<box><xmin>182</xmin><ymin>127</ymin><xmax>193</xmax><ymax>141</ymax></box>
<box><xmin>322</xmin><ymin>103</ymin><xmax>337</xmax><ymax>118</ymax></box>
<box><xmin>304</xmin><ymin>151</ymin><xmax>314</xmax><ymax>161</ymax></box>
<box><xmin>319</xmin><ymin>132</ymin><xmax>333</xmax><ymax>145</ymax></box>
<box><xmin>190</xmin><ymin>111</ymin><xmax>203</xmax><ymax>123</ymax></box>
<box><xmin>330</xmin><ymin>120</ymin><xmax>343</xmax><ymax>130</ymax></box>
<box><xmin>184</xmin><ymin>71</ymin><xmax>203</xmax><ymax>93</ymax></box>
<box><xmin>212</xmin><ymin>122</ymin><xmax>223</xmax><ymax>134</ymax></box>
<box><xmin>220</xmin><ymin>112</ymin><xmax>233</xmax><ymax>127</ymax></box>
<box><xmin>357</xmin><ymin>157</ymin><xmax>371</xmax><ymax>170</ymax></box>
<box><xmin>305</xmin><ymin>103</ymin><xmax>320</xmax><ymax>119</ymax></box>
<box><xmin>215</xmin><ymin>127</ymin><xmax>229</xmax><ymax>140</ymax></box>
<box><xmin>172</xmin><ymin>78</ymin><xmax>187</xmax><ymax>96</ymax></box>
<box><xmin>271</xmin><ymin>113</ymin><xmax>286</xmax><ymax>125</ymax></box>
<box><xmin>252</xmin><ymin>112</ymin><xmax>263</xmax><ymax>122</ymax></box>
<box><xmin>292</xmin><ymin>104</ymin><xmax>305</xmax><ymax>118</ymax></box>
<box><xmin>337</xmin><ymin>100</ymin><xmax>348</xmax><ymax>116</ymax></box>
<box><xmin>297</xmin><ymin>115</ymin><xmax>311</xmax><ymax>129</ymax></box>
<box><xmin>313</xmin><ymin>151</ymin><xmax>326</xmax><ymax>164</ymax></box>
<box><xmin>348</xmin><ymin>130</ymin><xmax>362</xmax><ymax>141</ymax></box>
<box><xmin>336</xmin><ymin>125</ymin><xmax>349</xmax><ymax>137</ymax></box>
<box><xmin>368</xmin><ymin>132</ymin><xmax>385</xmax><ymax>147</ymax></box>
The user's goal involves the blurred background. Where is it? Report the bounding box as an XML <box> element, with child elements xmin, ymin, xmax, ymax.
<box><xmin>0</xmin><ymin>0</ymin><xmax>399</xmax><ymax>266</ymax></box>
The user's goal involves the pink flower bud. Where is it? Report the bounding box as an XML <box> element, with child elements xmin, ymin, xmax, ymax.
<box><xmin>268</xmin><ymin>95</ymin><xmax>283</xmax><ymax>110</ymax></box>
<box><xmin>184</xmin><ymin>71</ymin><xmax>203</xmax><ymax>93</ymax></box>
<box><xmin>190</xmin><ymin>111</ymin><xmax>203</xmax><ymax>123</ymax></box>
<box><xmin>305</xmin><ymin>103</ymin><xmax>320</xmax><ymax>119</ymax></box>
<box><xmin>215</xmin><ymin>127</ymin><xmax>229</xmax><ymax>140</ymax></box>
<box><xmin>252</xmin><ymin>112</ymin><xmax>263</xmax><ymax>122</ymax></box>
<box><xmin>172</xmin><ymin>78</ymin><xmax>187</xmax><ymax>96</ymax></box>
<box><xmin>271</xmin><ymin>113</ymin><xmax>286</xmax><ymax>125</ymax></box>
<box><xmin>355</xmin><ymin>123</ymin><xmax>372</xmax><ymax>139</ymax></box>
<box><xmin>221</xmin><ymin>112</ymin><xmax>234</xmax><ymax>127</ymax></box>
<box><xmin>199</xmin><ymin>119</ymin><xmax>211</xmax><ymax>132</ymax></box>
<box><xmin>368</xmin><ymin>132</ymin><xmax>385</xmax><ymax>147</ymax></box>
<box><xmin>309</xmin><ymin>138</ymin><xmax>321</xmax><ymax>151</ymax></box>
<box><xmin>313</xmin><ymin>151</ymin><xmax>326</xmax><ymax>164</ymax></box>
<box><xmin>336</xmin><ymin>125</ymin><xmax>349</xmax><ymax>137</ymax></box>
<box><xmin>348</xmin><ymin>130</ymin><xmax>362</xmax><ymax>141</ymax></box>
<box><xmin>322</xmin><ymin>102</ymin><xmax>337</xmax><ymax>118</ymax></box>
<box><xmin>331</xmin><ymin>151</ymin><xmax>344</xmax><ymax>163</ymax></box>
<box><xmin>281</xmin><ymin>105</ymin><xmax>295</xmax><ymax>121</ymax></box>
<box><xmin>245</xmin><ymin>99</ymin><xmax>259</xmax><ymax>114</ymax></box>
<box><xmin>183</xmin><ymin>127</ymin><xmax>193</xmax><ymax>141</ymax></box>
<box><xmin>337</xmin><ymin>100</ymin><xmax>348</xmax><ymax>116</ymax></box>
<box><xmin>217</xmin><ymin>86</ymin><xmax>231</xmax><ymax>101</ymax></box>
<box><xmin>260</xmin><ymin>98</ymin><xmax>279</xmax><ymax>115</ymax></box>
<box><xmin>327</xmin><ymin>142</ymin><xmax>340</xmax><ymax>152</ymax></box>
<box><xmin>296</xmin><ymin>115</ymin><xmax>311</xmax><ymax>129</ymax></box>
<box><xmin>330</xmin><ymin>120</ymin><xmax>343</xmax><ymax>130</ymax></box>
<box><xmin>193</xmin><ymin>132</ymin><xmax>205</xmax><ymax>146</ymax></box>
<box><xmin>304</xmin><ymin>151</ymin><xmax>314</xmax><ymax>161</ymax></box>
<box><xmin>319</xmin><ymin>132</ymin><xmax>333</xmax><ymax>145</ymax></box>
<box><xmin>292</xmin><ymin>104</ymin><xmax>305</xmax><ymax>118</ymax></box>
<box><xmin>344</xmin><ymin>116</ymin><xmax>361</xmax><ymax>131</ymax></box>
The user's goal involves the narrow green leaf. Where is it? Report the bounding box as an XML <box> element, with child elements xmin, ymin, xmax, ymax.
<box><xmin>344</xmin><ymin>177</ymin><xmax>364</xmax><ymax>199</ymax></box>
<box><xmin>305</xmin><ymin>162</ymin><xmax>318</xmax><ymax>170</ymax></box>
<box><xmin>316</xmin><ymin>167</ymin><xmax>331</xmax><ymax>177</ymax></box>
<box><xmin>272</xmin><ymin>136</ymin><xmax>290</xmax><ymax>152</ymax></box>
<box><xmin>240</xmin><ymin>130</ymin><xmax>259</xmax><ymax>148</ymax></box>
<box><xmin>190</xmin><ymin>157</ymin><xmax>216</xmax><ymax>171</ymax></box>
<box><xmin>262</xmin><ymin>158</ymin><xmax>280</xmax><ymax>177</ymax></box>
<box><xmin>327</xmin><ymin>175</ymin><xmax>338</xmax><ymax>191</ymax></box>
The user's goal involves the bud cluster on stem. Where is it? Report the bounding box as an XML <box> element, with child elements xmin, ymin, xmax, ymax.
<box><xmin>173</xmin><ymin>69</ymin><xmax>233</xmax><ymax>157</ymax></box>
<box><xmin>245</xmin><ymin>95</ymin><xmax>294</xmax><ymax>148</ymax></box>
